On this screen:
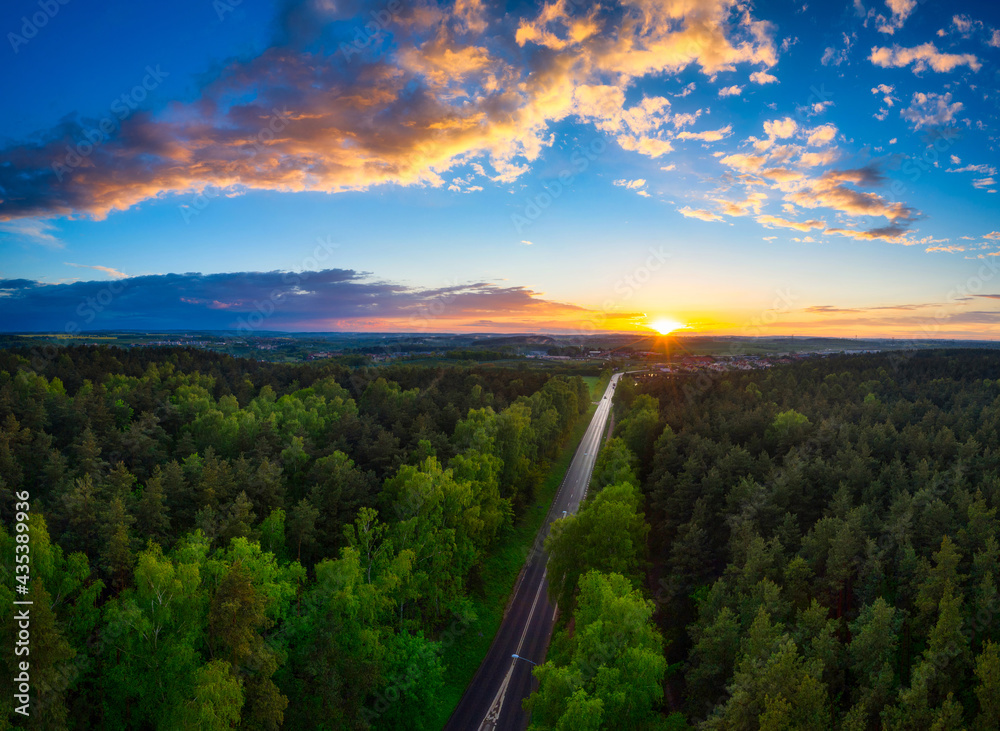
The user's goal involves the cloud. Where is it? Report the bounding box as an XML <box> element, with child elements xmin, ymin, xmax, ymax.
<box><xmin>788</xmin><ymin>167</ymin><xmax>916</xmax><ymax>224</ymax></box>
<box><xmin>821</xmin><ymin>32</ymin><xmax>853</xmax><ymax>66</ymax></box>
<box><xmin>671</xmin><ymin>110</ymin><xmax>703</xmax><ymax>128</ymax></box>
<box><xmin>678</xmin><ymin>206</ymin><xmax>724</xmax><ymax>222</ymax></box>
<box><xmin>870</xmin><ymin>85</ymin><xmax>897</xmax><ymax>121</ymax></box>
<box><xmin>520</xmin><ymin>240</ymin><xmax>533</xmax><ymax>245</ymax></box>
<box><xmin>799</xmin><ymin>100</ymin><xmax>833</xmax><ymax>117</ymax></box>
<box><xmin>719</xmin><ymin>153</ymin><xmax>766</xmax><ymax>173</ymax></box>
<box><xmin>614</xmin><ymin>178</ymin><xmax>650</xmax><ymax>196</ymax></box>
<box><xmin>947</xmin><ymin>163</ymin><xmax>997</xmax><ymax>175</ymax></box>
<box><xmin>763</xmin><ymin>117</ymin><xmax>798</xmax><ymax>138</ymax></box>
<box><xmin>614</xmin><ymin>179</ymin><xmax>647</xmax><ymax>190</ymax></box>
<box><xmin>805</xmin><ymin>305</ymin><xmax>861</xmax><ymax>313</ymax></box>
<box><xmin>713</xmin><ymin>191</ymin><xmax>767</xmax><ymax>216</ymax></box>
<box><xmin>806</xmin><ymin>123</ymin><xmax>837</xmax><ymax>146</ymax></box>
<box><xmin>750</xmin><ymin>70</ymin><xmax>778</xmax><ymax>84</ymax></box>
<box><xmin>0</xmin><ymin>269</ymin><xmax>607</xmax><ymax>332</ymax></box>
<box><xmin>760</xmin><ymin>167</ymin><xmax>805</xmax><ymax>183</ymax></box>
<box><xmin>676</xmin><ymin>125</ymin><xmax>733</xmax><ymax>142</ymax></box>
<box><xmin>799</xmin><ymin>149</ymin><xmax>839</xmax><ymax>166</ymax></box>
<box><xmin>718</xmin><ymin>85</ymin><xmax>743</xmax><ymax>97</ymax></box>
<box><xmin>926</xmin><ymin>244</ymin><xmax>965</xmax><ymax>253</ymax></box>
<box><xmin>901</xmin><ymin>92</ymin><xmax>964</xmax><ymax>129</ymax></box>
<box><xmin>824</xmin><ymin>224</ymin><xmax>912</xmax><ymax>243</ymax></box>
<box><xmin>64</xmin><ymin>263</ymin><xmax>129</xmax><ymax>279</ymax></box>
<box><xmin>0</xmin><ymin>0</ymin><xmax>782</xmax><ymax>221</ymax></box>
<box><xmin>0</xmin><ymin>219</ymin><xmax>63</xmax><ymax>248</ymax></box>
<box><xmin>875</xmin><ymin>0</ymin><xmax>917</xmax><ymax>34</ymax></box>
<box><xmin>821</xmin><ymin>166</ymin><xmax>886</xmax><ymax>186</ymax></box>
<box><xmin>870</xmin><ymin>43</ymin><xmax>981</xmax><ymax>72</ymax></box>
<box><xmin>756</xmin><ymin>214</ymin><xmax>826</xmax><ymax>231</ymax></box>
<box><xmin>944</xmin><ymin>14</ymin><xmax>1000</xmax><ymax>47</ymax></box>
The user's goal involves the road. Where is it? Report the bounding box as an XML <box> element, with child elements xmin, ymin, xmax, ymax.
<box><xmin>444</xmin><ymin>373</ymin><xmax>622</xmax><ymax>731</ymax></box>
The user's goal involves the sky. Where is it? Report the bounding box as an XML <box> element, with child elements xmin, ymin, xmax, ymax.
<box><xmin>1</xmin><ymin>0</ymin><xmax>999</xmax><ymax>337</ymax></box>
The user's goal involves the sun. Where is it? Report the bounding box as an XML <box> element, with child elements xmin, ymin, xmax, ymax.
<box><xmin>649</xmin><ymin>317</ymin><xmax>685</xmax><ymax>335</ymax></box>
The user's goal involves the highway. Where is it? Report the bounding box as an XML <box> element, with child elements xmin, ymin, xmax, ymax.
<box><xmin>444</xmin><ymin>373</ymin><xmax>622</xmax><ymax>731</ymax></box>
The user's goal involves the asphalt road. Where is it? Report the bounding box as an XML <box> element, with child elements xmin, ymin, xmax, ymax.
<box><xmin>444</xmin><ymin>373</ymin><xmax>622</xmax><ymax>731</ymax></box>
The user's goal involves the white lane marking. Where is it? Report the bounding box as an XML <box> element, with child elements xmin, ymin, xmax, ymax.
<box><xmin>479</xmin><ymin>569</ymin><xmax>549</xmax><ymax>730</ymax></box>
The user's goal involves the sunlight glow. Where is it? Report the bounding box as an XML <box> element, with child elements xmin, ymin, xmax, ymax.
<box><xmin>649</xmin><ymin>318</ymin><xmax>685</xmax><ymax>335</ymax></box>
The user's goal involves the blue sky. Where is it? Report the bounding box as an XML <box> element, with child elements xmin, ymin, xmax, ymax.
<box><xmin>1</xmin><ymin>0</ymin><xmax>999</xmax><ymax>335</ymax></box>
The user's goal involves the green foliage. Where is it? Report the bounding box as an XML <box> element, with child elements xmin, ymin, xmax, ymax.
<box><xmin>590</xmin><ymin>437</ymin><xmax>638</xmax><ymax>491</ymax></box>
<box><xmin>0</xmin><ymin>346</ymin><xmax>599</xmax><ymax>728</ymax></box>
<box><xmin>765</xmin><ymin>408</ymin><xmax>811</xmax><ymax>452</ymax></box>
<box><xmin>636</xmin><ymin>351</ymin><xmax>1000</xmax><ymax>729</ymax></box>
<box><xmin>546</xmin><ymin>481</ymin><xmax>649</xmax><ymax>610</ymax></box>
<box><xmin>527</xmin><ymin>571</ymin><xmax>666</xmax><ymax>730</ymax></box>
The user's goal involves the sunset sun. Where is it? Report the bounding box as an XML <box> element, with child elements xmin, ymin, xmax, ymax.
<box><xmin>649</xmin><ymin>318</ymin><xmax>685</xmax><ymax>335</ymax></box>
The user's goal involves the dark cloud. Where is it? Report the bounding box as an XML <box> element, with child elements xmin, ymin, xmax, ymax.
<box><xmin>0</xmin><ymin>269</ymin><xmax>592</xmax><ymax>332</ymax></box>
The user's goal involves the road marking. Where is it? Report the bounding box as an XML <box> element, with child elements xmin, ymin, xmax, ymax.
<box><xmin>479</xmin><ymin>569</ymin><xmax>548</xmax><ymax>730</ymax></box>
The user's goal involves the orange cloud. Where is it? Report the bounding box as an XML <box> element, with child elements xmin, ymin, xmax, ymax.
<box><xmin>788</xmin><ymin>168</ymin><xmax>916</xmax><ymax>222</ymax></box>
<box><xmin>870</xmin><ymin>43</ymin><xmax>981</xmax><ymax>72</ymax></box>
<box><xmin>0</xmin><ymin>0</ymin><xmax>780</xmax><ymax>221</ymax></box>
<box><xmin>756</xmin><ymin>214</ymin><xmax>825</xmax><ymax>231</ymax></box>
<box><xmin>678</xmin><ymin>206</ymin><xmax>724</xmax><ymax>222</ymax></box>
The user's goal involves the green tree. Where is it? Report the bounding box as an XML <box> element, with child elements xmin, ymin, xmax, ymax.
<box><xmin>974</xmin><ymin>641</ymin><xmax>1000</xmax><ymax>730</ymax></box>
<box><xmin>546</xmin><ymin>482</ymin><xmax>648</xmax><ymax>609</ymax></box>
<box><xmin>173</xmin><ymin>659</ymin><xmax>244</xmax><ymax>731</ymax></box>
<box><xmin>527</xmin><ymin>571</ymin><xmax>665</xmax><ymax>730</ymax></box>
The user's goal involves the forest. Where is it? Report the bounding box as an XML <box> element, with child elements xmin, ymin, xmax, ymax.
<box><xmin>528</xmin><ymin>349</ymin><xmax>1000</xmax><ymax>730</ymax></box>
<box><xmin>5</xmin><ymin>346</ymin><xmax>1000</xmax><ymax>730</ymax></box>
<box><xmin>0</xmin><ymin>345</ymin><xmax>592</xmax><ymax>730</ymax></box>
